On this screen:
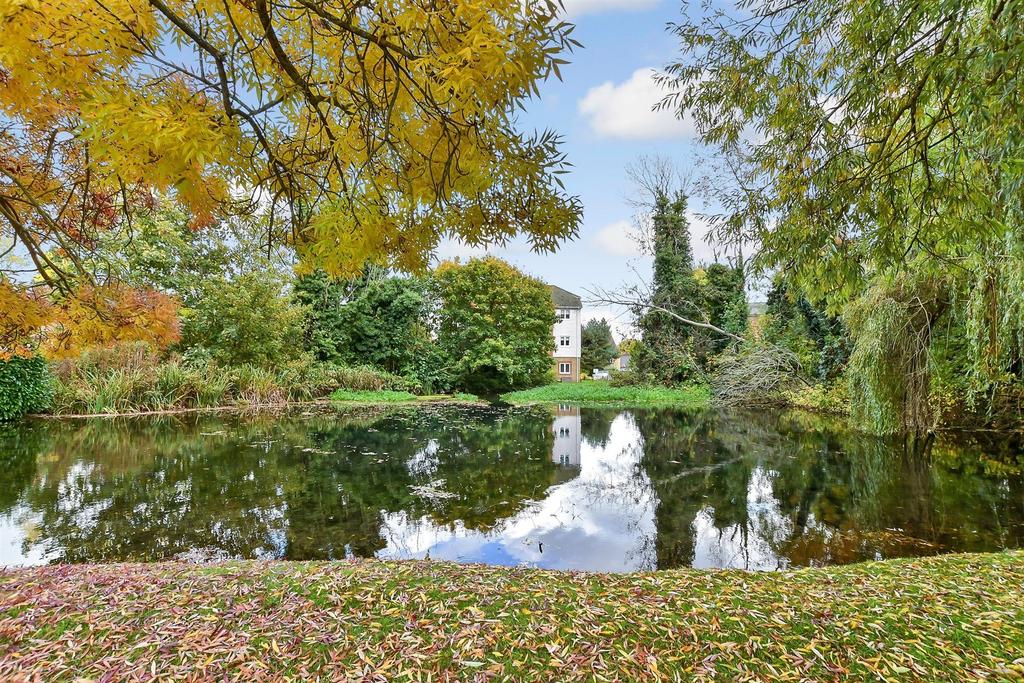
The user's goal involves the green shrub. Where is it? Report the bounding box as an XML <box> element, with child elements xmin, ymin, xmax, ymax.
<box><xmin>295</xmin><ymin>269</ymin><xmax>435</xmax><ymax>377</ymax></box>
<box><xmin>0</xmin><ymin>356</ymin><xmax>54</xmax><ymax>420</ymax></box>
<box><xmin>231</xmin><ymin>365</ymin><xmax>288</xmax><ymax>405</ymax></box>
<box><xmin>334</xmin><ymin>364</ymin><xmax>412</xmax><ymax>392</ymax></box>
<box><xmin>196</xmin><ymin>371</ymin><xmax>231</xmax><ymax>408</ymax></box>
<box><xmin>52</xmin><ymin>342</ymin><xmax>159</xmax><ymax>380</ymax></box>
<box><xmin>180</xmin><ymin>270</ymin><xmax>306</xmax><ymax>368</ymax></box>
<box><xmin>51</xmin><ymin>343</ymin><xmax>163</xmax><ymax>414</ymax></box>
<box><xmin>630</xmin><ymin>337</ymin><xmax>705</xmax><ymax>385</ymax></box>
<box><xmin>400</xmin><ymin>343</ymin><xmax>454</xmax><ymax>395</ymax></box>
<box><xmin>434</xmin><ymin>257</ymin><xmax>554</xmax><ymax>394</ymax></box>
<box><xmin>609</xmin><ymin>369</ymin><xmax>644</xmax><ymax>387</ymax></box>
<box><xmin>781</xmin><ymin>381</ymin><xmax>850</xmax><ymax>415</ymax></box>
<box><xmin>275</xmin><ymin>357</ymin><xmax>413</xmax><ymax>399</ymax></box>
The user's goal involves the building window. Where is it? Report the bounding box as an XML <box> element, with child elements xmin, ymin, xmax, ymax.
<box><xmin>557</xmin><ymin>309</ymin><xmax>571</xmax><ymax>321</ymax></box>
<box><xmin>559</xmin><ymin>336</ymin><xmax>570</xmax><ymax>347</ymax></box>
<box><xmin>558</xmin><ymin>362</ymin><xmax>571</xmax><ymax>375</ymax></box>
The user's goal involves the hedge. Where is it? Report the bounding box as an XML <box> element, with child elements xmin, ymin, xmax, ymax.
<box><xmin>0</xmin><ymin>355</ymin><xmax>53</xmax><ymax>421</ymax></box>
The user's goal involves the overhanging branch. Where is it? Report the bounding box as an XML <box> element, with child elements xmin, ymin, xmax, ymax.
<box><xmin>584</xmin><ymin>287</ymin><xmax>746</xmax><ymax>343</ymax></box>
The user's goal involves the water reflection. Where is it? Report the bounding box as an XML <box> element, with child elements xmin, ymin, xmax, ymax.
<box><xmin>551</xmin><ymin>405</ymin><xmax>581</xmax><ymax>468</ymax></box>
<box><xmin>377</xmin><ymin>409</ymin><xmax>656</xmax><ymax>571</ymax></box>
<box><xmin>0</xmin><ymin>406</ymin><xmax>1022</xmax><ymax>571</ymax></box>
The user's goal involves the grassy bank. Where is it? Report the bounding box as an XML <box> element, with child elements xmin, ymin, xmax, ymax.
<box><xmin>330</xmin><ymin>389</ymin><xmax>478</xmax><ymax>403</ymax></box>
<box><xmin>1</xmin><ymin>552</ymin><xmax>1021</xmax><ymax>680</ymax></box>
<box><xmin>503</xmin><ymin>381</ymin><xmax>711</xmax><ymax>407</ymax></box>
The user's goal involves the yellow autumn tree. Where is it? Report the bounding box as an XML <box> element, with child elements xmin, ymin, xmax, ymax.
<box><xmin>0</xmin><ymin>0</ymin><xmax>581</xmax><ymax>352</ymax></box>
<box><xmin>0</xmin><ymin>0</ymin><xmax>580</xmax><ymax>277</ymax></box>
<box><xmin>0</xmin><ymin>278</ymin><xmax>52</xmax><ymax>358</ymax></box>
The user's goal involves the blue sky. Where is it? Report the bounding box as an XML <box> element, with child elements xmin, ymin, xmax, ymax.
<box><xmin>434</xmin><ymin>0</ymin><xmax>726</xmax><ymax>339</ymax></box>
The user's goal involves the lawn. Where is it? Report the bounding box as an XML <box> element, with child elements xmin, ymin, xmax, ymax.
<box><xmin>502</xmin><ymin>381</ymin><xmax>711</xmax><ymax>407</ymax></box>
<box><xmin>330</xmin><ymin>389</ymin><xmax>478</xmax><ymax>403</ymax></box>
<box><xmin>2</xmin><ymin>552</ymin><xmax>1021</xmax><ymax>681</ymax></box>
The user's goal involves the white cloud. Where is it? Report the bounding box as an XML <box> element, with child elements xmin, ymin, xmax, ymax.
<box><xmin>578</xmin><ymin>68</ymin><xmax>695</xmax><ymax>140</ymax></box>
<box><xmin>433</xmin><ymin>238</ymin><xmax>491</xmax><ymax>262</ymax></box>
<box><xmin>562</xmin><ymin>0</ymin><xmax>660</xmax><ymax>18</ymax></box>
<box><xmin>592</xmin><ymin>213</ymin><xmax>721</xmax><ymax>262</ymax></box>
<box><xmin>687</xmin><ymin>212</ymin><xmax>719</xmax><ymax>264</ymax></box>
<box><xmin>593</xmin><ymin>220</ymin><xmax>643</xmax><ymax>257</ymax></box>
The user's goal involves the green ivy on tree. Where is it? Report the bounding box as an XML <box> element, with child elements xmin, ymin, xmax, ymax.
<box><xmin>632</xmin><ymin>191</ymin><xmax>746</xmax><ymax>384</ymax></box>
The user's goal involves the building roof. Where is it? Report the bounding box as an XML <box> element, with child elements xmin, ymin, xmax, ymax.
<box><xmin>548</xmin><ymin>285</ymin><xmax>582</xmax><ymax>309</ymax></box>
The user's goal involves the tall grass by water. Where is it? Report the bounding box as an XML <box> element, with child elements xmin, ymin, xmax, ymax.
<box><xmin>49</xmin><ymin>343</ymin><xmax>413</xmax><ymax>415</ymax></box>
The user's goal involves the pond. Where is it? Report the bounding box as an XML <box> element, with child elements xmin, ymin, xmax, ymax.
<box><xmin>1</xmin><ymin>405</ymin><xmax>1022</xmax><ymax>572</ymax></box>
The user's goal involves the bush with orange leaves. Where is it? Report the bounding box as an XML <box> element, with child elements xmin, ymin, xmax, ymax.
<box><xmin>1</xmin><ymin>280</ymin><xmax>53</xmax><ymax>359</ymax></box>
<box><xmin>1</xmin><ymin>280</ymin><xmax>180</xmax><ymax>360</ymax></box>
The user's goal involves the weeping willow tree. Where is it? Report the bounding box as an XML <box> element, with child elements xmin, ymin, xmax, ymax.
<box><xmin>845</xmin><ymin>274</ymin><xmax>948</xmax><ymax>433</ymax></box>
<box><xmin>665</xmin><ymin>0</ymin><xmax>1024</xmax><ymax>432</ymax></box>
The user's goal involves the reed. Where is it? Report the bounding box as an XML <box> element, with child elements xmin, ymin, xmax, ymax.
<box><xmin>48</xmin><ymin>343</ymin><xmax>414</xmax><ymax>415</ymax></box>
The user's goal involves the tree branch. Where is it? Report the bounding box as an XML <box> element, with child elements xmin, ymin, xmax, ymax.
<box><xmin>584</xmin><ymin>287</ymin><xmax>746</xmax><ymax>343</ymax></box>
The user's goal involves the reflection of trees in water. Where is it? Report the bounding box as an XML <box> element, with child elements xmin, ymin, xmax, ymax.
<box><xmin>5</xmin><ymin>413</ymin><xmax>311</xmax><ymax>562</ymax></box>
<box><xmin>2</xmin><ymin>404</ymin><xmax>1022</xmax><ymax>568</ymax></box>
<box><xmin>0</xmin><ymin>405</ymin><xmax>561</xmax><ymax>562</ymax></box>
<box><xmin>632</xmin><ymin>408</ymin><xmax>1024</xmax><ymax>569</ymax></box>
<box><xmin>579</xmin><ymin>408</ymin><xmax>619</xmax><ymax>449</ymax></box>
<box><xmin>631</xmin><ymin>408</ymin><xmax>757</xmax><ymax>568</ymax></box>
<box><xmin>0</xmin><ymin>422</ymin><xmax>50</xmax><ymax>513</ymax></box>
<box><xmin>284</xmin><ymin>406</ymin><xmax>559</xmax><ymax>558</ymax></box>
<box><xmin>768</xmin><ymin>427</ymin><xmax>1024</xmax><ymax>564</ymax></box>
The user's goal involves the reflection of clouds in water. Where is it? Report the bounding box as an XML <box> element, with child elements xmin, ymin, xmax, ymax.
<box><xmin>3</xmin><ymin>462</ymin><xmax>113</xmax><ymax>567</ymax></box>
<box><xmin>406</xmin><ymin>439</ymin><xmax>439</xmax><ymax>477</ymax></box>
<box><xmin>377</xmin><ymin>413</ymin><xmax>658</xmax><ymax>572</ymax></box>
<box><xmin>377</xmin><ymin>512</ymin><xmax>462</xmax><ymax>557</ymax></box>
<box><xmin>55</xmin><ymin>463</ymin><xmax>112</xmax><ymax>530</ymax></box>
<box><xmin>30</xmin><ymin>458</ymin><xmax>292</xmax><ymax>564</ymax></box>
<box><xmin>0</xmin><ymin>508</ymin><xmax>50</xmax><ymax>567</ymax></box>
<box><xmin>7</xmin><ymin>405</ymin><xmax>1018</xmax><ymax>570</ymax></box>
<box><xmin>691</xmin><ymin>465</ymin><xmax>831</xmax><ymax>570</ymax></box>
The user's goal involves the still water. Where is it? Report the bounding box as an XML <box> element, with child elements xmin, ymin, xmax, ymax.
<box><xmin>1</xmin><ymin>405</ymin><xmax>1022</xmax><ymax>571</ymax></box>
